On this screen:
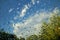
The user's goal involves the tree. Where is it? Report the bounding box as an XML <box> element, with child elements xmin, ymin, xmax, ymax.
<box><xmin>0</xmin><ymin>28</ymin><xmax>20</xmax><ymax>40</ymax></box>
<box><xmin>20</xmin><ymin>37</ymin><xmax>25</xmax><ymax>40</ymax></box>
<box><xmin>40</xmin><ymin>13</ymin><xmax>60</xmax><ymax>40</ymax></box>
<box><xmin>26</xmin><ymin>35</ymin><xmax>38</xmax><ymax>40</ymax></box>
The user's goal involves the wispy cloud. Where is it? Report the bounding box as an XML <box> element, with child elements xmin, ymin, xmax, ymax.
<box><xmin>31</xmin><ymin>0</ymin><xmax>36</xmax><ymax>5</ymax></box>
<box><xmin>20</xmin><ymin>5</ymin><xmax>29</xmax><ymax>17</ymax></box>
<box><xmin>9</xmin><ymin>8</ymin><xmax>14</xmax><ymax>13</ymax></box>
<box><xmin>37</xmin><ymin>0</ymin><xmax>40</xmax><ymax>4</ymax></box>
<box><xmin>31</xmin><ymin>0</ymin><xmax>40</xmax><ymax>5</ymax></box>
<box><xmin>14</xmin><ymin>4</ymin><xmax>31</xmax><ymax>20</ymax></box>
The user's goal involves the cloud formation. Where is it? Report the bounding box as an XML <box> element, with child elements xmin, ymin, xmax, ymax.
<box><xmin>20</xmin><ymin>5</ymin><xmax>29</xmax><ymax>17</ymax></box>
<box><xmin>11</xmin><ymin>6</ymin><xmax>59</xmax><ymax>38</ymax></box>
<box><xmin>31</xmin><ymin>0</ymin><xmax>35</xmax><ymax>5</ymax></box>
<box><xmin>9</xmin><ymin>8</ymin><xmax>14</xmax><ymax>13</ymax></box>
<box><xmin>31</xmin><ymin>0</ymin><xmax>40</xmax><ymax>5</ymax></box>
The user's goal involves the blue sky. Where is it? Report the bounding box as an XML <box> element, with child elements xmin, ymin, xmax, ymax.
<box><xmin>0</xmin><ymin>0</ymin><xmax>60</xmax><ymax>38</ymax></box>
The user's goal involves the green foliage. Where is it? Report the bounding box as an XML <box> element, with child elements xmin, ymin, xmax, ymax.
<box><xmin>20</xmin><ymin>37</ymin><xmax>25</xmax><ymax>40</ymax></box>
<box><xmin>26</xmin><ymin>35</ymin><xmax>38</xmax><ymax>40</ymax></box>
<box><xmin>40</xmin><ymin>13</ymin><xmax>60</xmax><ymax>40</ymax></box>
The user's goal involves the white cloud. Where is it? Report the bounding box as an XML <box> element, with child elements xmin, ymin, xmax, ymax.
<box><xmin>12</xmin><ymin>11</ymin><xmax>51</xmax><ymax>38</ymax></box>
<box><xmin>53</xmin><ymin>7</ymin><xmax>60</xmax><ymax>14</ymax></box>
<box><xmin>20</xmin><ymin>5</ymin><xmax>29</xmax><ymax>17</ymax></box>
<box><xmin>31</xmin><ymin>0</ymin><xmax>40</xmax><ymax>5</ymax></box>
<box><xmin>9</xmin><ymin>8</ymin><xmax>14</xmax><ymax>13</ymax></box>
<box><xmin>11</xmin><ymin>8</ymin><xmax>60</xmax><ymax>38</ymax></box>
<box><xmin>13</xmin><ymin>4</ymin><xmax>32</xmax><ymax>20</ymax></box>
<box><xmin>37</xmin><ymin>0</ymin><xmax>40</xmax><ymax>4</ymax></box>
<box><xmin>31</xmin><ymin>0</ymin><xmax>36</xmax><ymax>5</ymax></box>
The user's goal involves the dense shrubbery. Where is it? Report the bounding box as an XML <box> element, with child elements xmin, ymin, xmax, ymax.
<box><xmin>0</xmin><ymin>13</ymin><xmax>60</xmax><ymax>40</ymax></box>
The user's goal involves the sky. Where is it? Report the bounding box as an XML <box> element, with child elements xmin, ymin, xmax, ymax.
<box><xmin>0</xmin><ymin>0</ymin><xmax>60</xmax><ymax>38</ymax></box>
